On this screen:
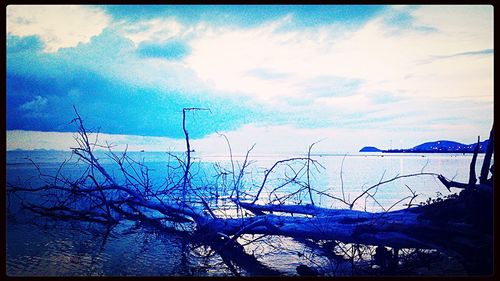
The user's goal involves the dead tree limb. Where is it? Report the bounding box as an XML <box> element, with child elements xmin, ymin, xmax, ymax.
<box><xmin>181</xmin><ymin>108</ymin><xmax>210</xmax><ymax>201</ymax></box>
<box><xmin>468</xmin><ymin>136</ymin><xmax>480</xmax><ymax>188</ymax></box>
<box><xmin>479</xmin><ymin>123</ymin><xmax>494</xmax><ymax>185</ymax></box>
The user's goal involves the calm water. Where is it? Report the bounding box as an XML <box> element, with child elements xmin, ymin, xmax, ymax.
<box><xmin>6</xmin><ymin>150</ymin><xmax>488</xmax><ymax>276</ymax></box>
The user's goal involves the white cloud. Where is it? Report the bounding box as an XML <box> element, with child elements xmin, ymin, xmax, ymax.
<box><xmin>7</xmin><ymin>5</ymin><xmax>109</xmax><ymax>52</ymax></box>
<box><xmin>7</xmin><ymin>130</ymin><xmax>74</xmax><ymax>151</ymax></box>
<box><xmin>185</xmin><ymin>19</ymin><xmax>320</xmax><ymax>100</ymax></box>
<box><xmin>183</xmin><ymin>6</ymin><xmax>492</xmax><ymax>104</ymax></box>
<box><xmin>411</xmin><ymin>5</ymin><xmax>493</xmax><ymax>46</ymax></box>
<box><xmin>20</xmin><ymin>96</ymin><xmax>48</xmax><ymax>111</ymax></box>
<box><xmin>120</xmin><ymin>18</ymin><xmax>183</xmax><ymax>46</ymax></box>
<box><xmin>7</xmin><ymin>130</ymin><xmax>185</xmax><ymax>152</ymax></box>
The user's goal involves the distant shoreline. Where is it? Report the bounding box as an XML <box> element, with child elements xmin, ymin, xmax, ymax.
<box><xmin>360</xmin><ymin>139</ymin><xmax>490</xmax><ymax>154</ymax></box>
<box><xmin>379</xmin><ymin>150</ymin><xmax>486</xmax><ymax>154</ymax></box>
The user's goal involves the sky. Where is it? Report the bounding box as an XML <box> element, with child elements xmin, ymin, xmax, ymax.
<box><xmin>6</xmin><ymin>5</ymin><xmax>494</xmax><ymax>154</ymax></box>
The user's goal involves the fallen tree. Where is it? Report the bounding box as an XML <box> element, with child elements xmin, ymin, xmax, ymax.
<box><xmin>7</xmin><ymin>108</ymin><xmax>494</xmax><ymax>276</ymax></box>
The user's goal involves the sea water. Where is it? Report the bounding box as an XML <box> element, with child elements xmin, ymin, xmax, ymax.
<box><xmin>6</xmin><ymin>150</ymin><xmax>490</xmax><ymax>276</ymax></box>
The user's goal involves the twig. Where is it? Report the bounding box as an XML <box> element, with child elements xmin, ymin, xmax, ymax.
<box><xmin>350</xmin><ymin>172</ymin><xmax>441</xmax><ymax>210</ymax></box>
<box><xmin>340</xmin><ymin>153</ymin><xmax>348</xmax><ymax>202</ymax></box>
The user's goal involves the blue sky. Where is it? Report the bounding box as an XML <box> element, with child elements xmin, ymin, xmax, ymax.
<box><xmin>6</xmin><ymin>5</ymin><xmax>494</xmax><ymax>153</ymax></box>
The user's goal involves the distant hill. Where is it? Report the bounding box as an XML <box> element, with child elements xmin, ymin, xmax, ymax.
<box><xmin>360</xmin><ymin>139</ymin><xmax>490</xmax><ymax>153</ymax></box>
<box><xmin>359</xmin><ymin>146</ymin><xmax>382</xmax><ymax>152</ymax></box>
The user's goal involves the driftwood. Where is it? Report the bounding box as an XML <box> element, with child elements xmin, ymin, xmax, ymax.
<box><xmin>7</xmin><ymin>108</ymin><xmax>494</xmax><ymax>275</ymax></box>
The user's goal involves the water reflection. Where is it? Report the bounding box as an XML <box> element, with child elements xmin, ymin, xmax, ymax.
<box><xmin>7</xmin><ymin>214</ymin><xmax>346</xmax><ymax>276</ymax></box>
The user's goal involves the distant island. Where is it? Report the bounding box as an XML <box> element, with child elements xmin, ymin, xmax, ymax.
<box><xmin>360</xmin><ymin>139</ymin><xmax>490</xmax><ymax>153</ymax></box>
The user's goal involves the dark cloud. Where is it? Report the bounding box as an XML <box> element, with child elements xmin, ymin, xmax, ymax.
<box><xmin>6</xmin><ymin>30</ymin><xmax>261</xmax><ymax>139</ymax></box>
